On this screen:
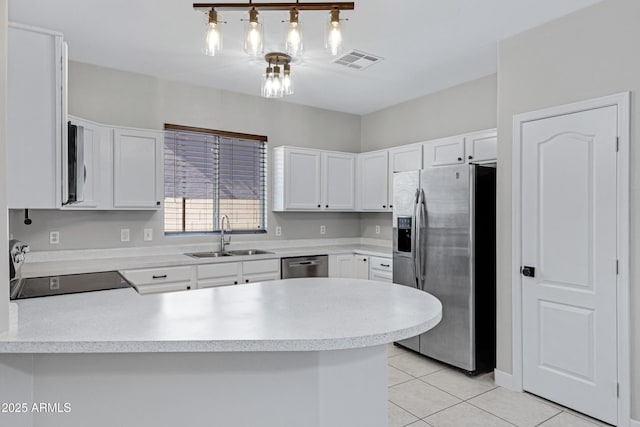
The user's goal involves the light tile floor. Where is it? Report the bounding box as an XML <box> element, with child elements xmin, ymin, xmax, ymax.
<box><xmin>386</xmin><ymin>343</ymin><xmax>612</xmax><ymax>427</ymax></box>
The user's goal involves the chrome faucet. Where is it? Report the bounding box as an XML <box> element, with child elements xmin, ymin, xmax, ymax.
<box><xmin>220</xmin><ymin>214</ymin><xmax>232</xmax><ymax>252</ymax></box>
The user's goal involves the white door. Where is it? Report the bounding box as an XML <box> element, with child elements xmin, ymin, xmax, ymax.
<box><xmin>521</xmin><ymin>106</ymin><xmax>618</xmax><ymax>424</ymax></box>
<box><xmin>322</xmin><ymin>152</ymin><xmax>356</xmax><ymax>210</ymax></box>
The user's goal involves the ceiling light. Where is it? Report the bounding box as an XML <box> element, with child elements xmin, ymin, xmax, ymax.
<box><xmin>194</xmin><ymin>2</ymin><xmax>354</xmax><ymax>96</ymax></box>
<box><xmin>326</xmin><ymin>7</ymin><xmax>344</xmax><ymax>56</ymax></box>
<box><xmin>244</xmin><ymin>7</ymin><xmax>263</xmax><ymax>57</ymax></box>
<box><xmin>285</xmin><ymin>8</ymin><xmax>303</xmax><ymax>58</ymax></box>
<box><xmin>261</xmin><ymin>53</ymin><xmax>291</xmax><ymax>99</ymax></box>
<box><xmin>203</xmin><ymin>9</ymin><xmax>223</xmax><ymax>56</ymax></box>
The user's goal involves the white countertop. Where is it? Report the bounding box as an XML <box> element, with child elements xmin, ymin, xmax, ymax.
<box><xmin>0</xmin><ymin>278</ymin><xmax>441</xmax><ymax>353</ymax></box>
<box><xmin>21</xmin><ymin>242</ymin><xmax>392</xmax><ymax>278</ymax></box>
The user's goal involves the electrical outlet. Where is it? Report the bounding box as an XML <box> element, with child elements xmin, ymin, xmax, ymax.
<box><xmin>144</xmin><ymin>228</ymin><xmax>153</xmax><ymax>241</ymax></box>
<box><xmin>275</xmin><ymin>226</ymin><xmax>282</xmax><ymax>236</ymax></box>
<box><xmin>49</xmin><ymin>231</ymin><xmax>60</xmax><ymax>245</ymax></box>
<box><xmin>320</xmin><ymin>225</ymin><xmax>326</xmax><ymax>235</ymax></box>
<box><xmin>120</xmin><ymin>228</ymin><xmax>130</xmax><ymax>242</ymax></box>
<box><xmin>375</xmin><ymin>225</ymin><xmax>380</xmax><ymax>234</ymax></box>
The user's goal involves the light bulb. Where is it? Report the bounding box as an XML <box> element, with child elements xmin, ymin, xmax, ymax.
<box><xmin>326</xmin><ymin>9</ymin><xmax>344</xmax><ymax>56</ymax></box>
<box><xmin>272</xmin><ymin>65</ymin><xmax>283</xmax><ymax>98</ymax></box>
<box><xmin>283</xmin><ymin>64</ymin><xmax>293</xmax><ymax>95</ymax></box>
<box><xmin>203</xmin><ymin>10</ymin><xmax>222</xmax><ymax>56</ymax></box>
<box><xmin>285</xmin><ymin>9</ymin><xmax>303</xmax><ymax>57</ymax></box>
<box><xmin>244</xmin><ymin>8</ymin><xmax>263</xmax><ymax>57</ymax></box>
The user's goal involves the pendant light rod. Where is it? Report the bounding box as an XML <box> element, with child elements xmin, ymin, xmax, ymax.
<box><xmin>194</xmin><ymin>2</ymin><xmax>354</xmax><ymax>11</ymax></box>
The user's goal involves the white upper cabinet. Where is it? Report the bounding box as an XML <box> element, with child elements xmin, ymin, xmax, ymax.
<box><xmin>388</xmin><ymin>144</ymin><xmax>422</xmax><ymax>210</ymax></box>
<box><xmin>464</xmin><ymin>129</ymin><xmax>497</xmax><ymax>163</ymax></box>
<box><xmin>322</xmin><ymin>151</ymin><xmax>356</xmax><ymax>210</ymax></box>
<box><xmin>423</xmin><ymin>135</ymin><xmax>465</xmax><ymax>167</ymax></box>
<box><xmin>272</xmin><ymin>147</ymin><xmax>356</xmax><ymax>211</ymax></box>
<box><xmin>358</xmin><ymin>151</ymin><xmax>389</xmax><ymax>211</ymax></box>
<box><xmin>113</xmin><ymin>128</ymin><xmax>164</xmax><ymax>209</ymax></box>
<box><xmin>7</xmin><ymin>24</ymin><xmax>67</xmax><ymax>209</ymax></box>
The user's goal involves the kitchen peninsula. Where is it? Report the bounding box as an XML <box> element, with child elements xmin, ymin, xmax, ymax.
<box><xmin>0</xmin><ymin>278</ymin><xmax>441</xmax><ymax>427</ymax></box>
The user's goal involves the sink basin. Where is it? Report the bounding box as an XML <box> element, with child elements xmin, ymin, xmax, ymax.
<box><xmin>227</xmin><ymin>249</ymin><xmax>274</xmax><ymax>256</ymax></box>
<box><xmin>185</xmin><ymin>251</ymin><xmax>234</xmax><ymax>258</ymax></box>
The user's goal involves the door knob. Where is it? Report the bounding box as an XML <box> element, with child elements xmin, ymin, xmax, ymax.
<box><xmin>521</xmin><ymin>266</ymin><xmax>535</xmax><ymax>278</ymax></box>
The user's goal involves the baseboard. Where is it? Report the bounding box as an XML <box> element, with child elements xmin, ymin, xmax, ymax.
<box><xmin>493</xmin><ymin>369</ymin><xmax>516</xmax><ymax>390</ymax></box>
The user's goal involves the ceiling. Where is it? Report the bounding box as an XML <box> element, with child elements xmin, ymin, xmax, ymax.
<box><xmin>8</xmin><ymin>0</ymin><xmax>602</xmax><ymax>115</ymax></box>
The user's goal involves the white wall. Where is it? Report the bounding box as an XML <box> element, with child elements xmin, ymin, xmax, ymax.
<box><xmin>0</xmin><ymin>0</ymin><xmax>9</xmax><ymax>333</ymax></box>
<box><xmin>359</xmin><ymin>74</ymin><xmax>498</xmax><ymax>239</ymax></box>
<box><xmin>496</xmin><ymin>0</ymin><xmax>640</xmax><ymax>418</ymax></box>
<box><xmin>9</xmin><ymin>61</ymin><xmax>362</xmax><ymax>251</ymax></box>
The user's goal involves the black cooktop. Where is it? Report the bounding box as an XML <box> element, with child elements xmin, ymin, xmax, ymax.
<box><xmin>10</xmin><ymin>271</ymin><xmax>132</xmax><ymax>300</ymax></box>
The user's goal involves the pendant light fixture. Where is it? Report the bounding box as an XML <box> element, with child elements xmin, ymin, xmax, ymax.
<box><xmin>326</xmin><ymin>7</ymin><xmax>344</xmax><ymax>56</ymax></box>
<box><xmin>244</xmin><ymin>7</ymin><xmax>264</xmax><ymax>57</ymax></box>
<box><xmin>284</xmin><ymin>8</ymin><xmax>303</xmax><ymax>58</ymax></box>
<box><xmin>261</xmin><ymin>53</ymin><xmax>291</xmax><ymax>98</ymax></box>
<box><xmin>203</xmin><ymin>9</ymin><xmax>223</xmax><ymax>56</ymax></box>
<box><xmin>194</xmin><ymin>2</ymin><xmax>354</xmax><ymax>96</ymax></box>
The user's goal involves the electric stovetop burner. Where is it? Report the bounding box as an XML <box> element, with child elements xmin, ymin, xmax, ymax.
<box><xmin>10</xmin><ymin>271</ymin><xmax>132</xmax><ymax>300</ymax></box>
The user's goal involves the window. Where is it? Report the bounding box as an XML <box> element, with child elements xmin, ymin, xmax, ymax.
<box><xmin>164</xmin><ymin>124</ymin><xmax>267</xmax><ymax>234</ymax></box>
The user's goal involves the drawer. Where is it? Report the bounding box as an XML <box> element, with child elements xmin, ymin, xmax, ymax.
<box><xmin>198</xmin><ymin>277</ymin><xmax>238</xmax><ymax>289</ymax></box>
<box><xmin>369</xmin><ymin>257</ymin><xmax>392</xmax><ymax>272</ymax></box>
<box><xmin>242</xmin><ymin>259</ymin><xmax>280</xmax><ymax>275</ymax></box>
<box><xmin>369</xmin><ymin>270</ymin><xmax>393</xmax><ymax>283</ymax></box>
<box><xmin>122</xmin><ymin>266</ymin><xmax>192</xmax><ymax>285</ymax></box>
<box><xmin>241</xmin><ymin>272</ymin><xmax>281</xmax><ymax>285</ymax></box>
<box><xmin>197</xmin><ymin>262</ymin><xmax>240</xmax><ymax>280</ymax></box>
<box><xmin>135</xmin><ymin>281</ymin><xmax>192</xmax><ymax>295</ymax></box>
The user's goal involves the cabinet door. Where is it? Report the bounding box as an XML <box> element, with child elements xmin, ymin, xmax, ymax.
<box><xmin>423</xmin><ymin>136</ymin><xmax>465</xmax><ymax>167</ymax></box>
<box><xmin>353</xmin><ymin>255</ymin><xmax>369</xmax><ymax>279</ymax></box>
<box><xmin>322</xmin><ymin>152</ymin><xmax>356</xmax><ymax>210</ymax></box>
<box><xmin>329</xmin><ymin>254</ymin><xmax>354</xmax><ymax>278</ymax></box>
<box><xmin>464</xmin><ymin>130</ymin><xmax>497</xmax><ymax>163</ymax></box>
<box><xmin>197</xmin><ymin>262</ymin><xmax>241</xmax><ymax>288</ymax></box>
<box><xmin>358</xmin><ymin>151</ymin><xmax>389</xmax><ymax>211</ymax></box>
<box><xmin>7</xmin><ymin>25</ymin><xmax>65</xmax><ymax>209</ymax></box>
<box><xmin>285</xmin><ymin>148</ymin><xmax>322</xmax><ymax>210</ymax></box>
<box><xmin>62</xmin><ymin>118</ymin><xmax>103</xmax><ymax>209</ymax></box>
<box><xmin>113</xmin><ymin>128</ymin><xmax>163</xmax><ymax>209</ymax></box>
<box><xmin>241</xmin><ymin>259</ymin><xmax>280</xmax><ymax>284</ymax></box>
<box><xmin>388</xmin><ymin>144</ymin><xmax>422</xmax><ymax>211</ymax></box>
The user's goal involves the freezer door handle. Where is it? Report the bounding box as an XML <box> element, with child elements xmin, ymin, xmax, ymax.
<box><xmin>416</xmin><ymin>189</ymin><xmax>427</xmax><ymax>290</ymax></box>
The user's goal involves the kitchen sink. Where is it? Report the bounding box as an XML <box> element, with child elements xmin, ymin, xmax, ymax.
<box><xmin>185</xmin><ymin>251</ymin><xmax>233</xmax><ymax>258</ymax></box>
<box><xmin>185</xmin><ymin>249</ymin><xmax>274</xmax><ymax>258</ymax></box>
<box><xmin>227</xmin><ymin>249</ymin><xmax>274</xmax><ymax>256</ymax></box>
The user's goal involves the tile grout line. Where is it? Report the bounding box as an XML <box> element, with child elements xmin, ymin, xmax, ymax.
<box><xmin>534</xmin><ymin>411</ymin><xmax>563</xmax><ymax>426</ymax></box>
<box><xmin>463</xmin><ymin>399</ymin><xmax>523</xmax><ymax>427</ymax></box>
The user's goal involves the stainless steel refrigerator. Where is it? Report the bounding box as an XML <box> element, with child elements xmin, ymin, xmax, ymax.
<box><xmin>392</xmin><ymin>163</ymin><xmax>496</xmax><ymax>373</ymax></box>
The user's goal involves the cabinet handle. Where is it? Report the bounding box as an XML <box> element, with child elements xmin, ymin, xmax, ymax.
<box><xmin>457</xmin><ymin>157</ymin><xmax>462</xmax><ymax>161</ymax></box>
<box><xmin>245</xmin><ymin>279</ymin><xmax>249</xmax><ymax>283</ymax></box>
<box><xmin>380</xmin><ymin>264</ymin><xmax>390</xmax><ymax>268</ymax></box>
<box><xmin>156</xmin><ymin>201</ymin><xmax>161</xmax><ymax>206</ymax></box>
<box><xmin>363</xmin><ymin>258</ymin><xmax>367</xmax><ymax>262</ymax></box>
<box><xmin>325</xmin><ymin>205</ymin><xmax>329</xmax><ymax>208</ymax></box>
<box><xmin>152</xmin><ymin>274</ymin><xmax>167</xmax><ymax>279</ymax></box>
<box><xmin>186</xmin><ymin>286</ymin><xmax>191</xmax><ymax>290</ymax></box>
<box><xmin>382</xmin><ymin>205</ymin><xmax>386</xmax><ymax>208</ymax></box>
<box><xmin>317</xmin><ymin>204</ymin><xmax>321</xmax><ymax>208</ymax></box>
<box><xmin>390</xmin><ymin>205</ymin><xmax>393</xmax><ymax>208</ymax></box>
<box><xmin>468</xmin><ymin>156</ymin><xmax>473</xmax><ymax>160</ymax></box>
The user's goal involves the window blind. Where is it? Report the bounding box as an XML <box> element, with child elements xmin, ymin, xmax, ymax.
<box><xmin>164</xmin><ymin>125</ymin><xmax>267</xmax><ymax>234</ymax></box>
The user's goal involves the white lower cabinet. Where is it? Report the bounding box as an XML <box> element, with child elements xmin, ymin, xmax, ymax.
<box><xmin>368</xmin><ymin>257</ymin><xmax>393</xmax><ymax>283</ymax></box>
<box><xmin>328</xmin><ymin>254</ymin><xmax>355</xmax><ymax>278</ymax></box>
<box><xmin>240</xmin><ymin>259</ymin><xmax>281</xmax><ymax>284</ymax></box>
<box><xmin>197</xmin><ymin>259</ymin><xmax>281</xmax><ymax>288</ymax></box>
<box><xmin>353</xmin><ymin>255</ymin><xmax>370</xmax><ymax>280</ymax></box>
<box><xmin>121</xmin><ymin>266</ymin><xmax>193</xmax><ymax>295</ymax></box>
<box><xmin>197</xmin><ymin>262</ymin><xmax>242</xmax><ymax>288</ymax></box>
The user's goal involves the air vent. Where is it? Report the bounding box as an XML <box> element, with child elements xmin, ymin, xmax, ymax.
<box><xmin>332</xmin><ymin>50</ymin><xmax>383</xmax><ymax>70</ymax></box>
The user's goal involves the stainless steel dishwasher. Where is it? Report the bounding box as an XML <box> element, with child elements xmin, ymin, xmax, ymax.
<box><xmin>281</xmin><ymin>255</ymin><xmax>329</xmax><ymax>279</ymax></box>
